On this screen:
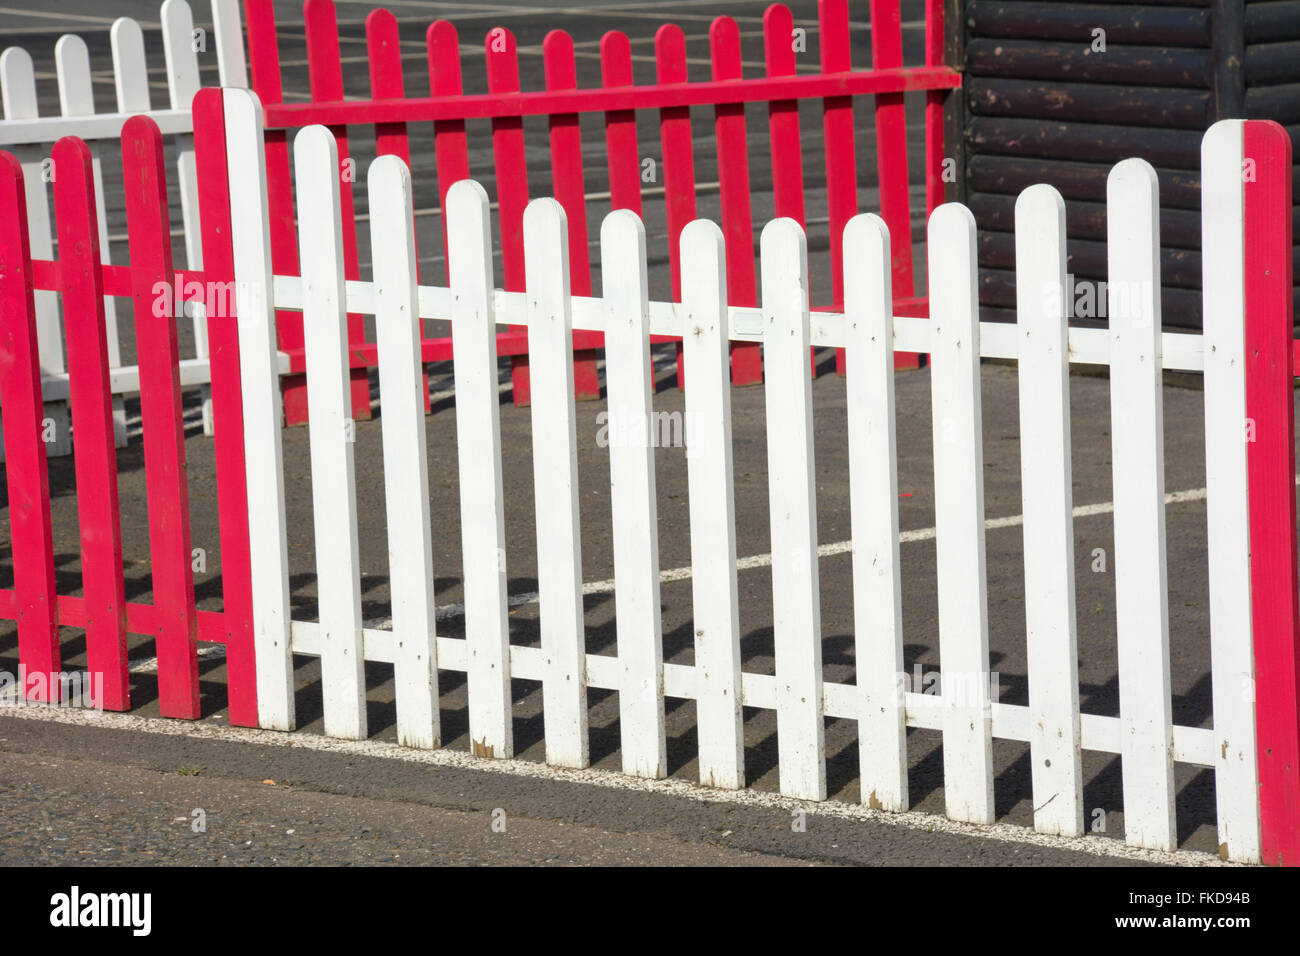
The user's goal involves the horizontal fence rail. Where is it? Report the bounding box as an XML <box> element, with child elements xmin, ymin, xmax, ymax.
<box><xmin>215</xmin><ymin>85</ymin><xmax>1300</xmax><ymax>864</ymax></box>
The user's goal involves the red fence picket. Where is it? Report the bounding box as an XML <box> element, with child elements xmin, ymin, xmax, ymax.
<box><xmin>0</xmin><ymin>116</ymin><xmax>257</xmax><ymax>725</ymax></box>
<box><xmin>241</xmin><ymin>0</ymin><xmax>959</xmax><ymax>411</ymax></box>
<box><xmin>1243</xmin><ymin>118</ymin><xmax>1300</xmax><ymax>866</ymax></box>
<box><xmin>0</xmin><ymin>152</ymin><xmax>60</xmax><ymax>703</ymax></box>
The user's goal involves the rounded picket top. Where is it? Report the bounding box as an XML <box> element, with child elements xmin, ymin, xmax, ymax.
<box><xmin>1107</xmin><ymin>156</ymin><xmax>1160</xmax><ymax>217</ymax></box>
<box><xmin>53</xmin><ymin>35</ymin><xmax>92</xmax><ymax>114</ymax></box>
<box><xmin>759</xmin><ymin>216</ymin><xmax>808</xmax><ymax>281</ymax></box>
<box><xmin>523</xmin><ymin>196</ymin><xmax>567</xmax><ymax>243</ymax></box>
<box><xmin>110</xmin><ymin>17</ymin><xmax>151</xmax><ymax>112</ymax></box>
<box><xmin>681</xmin><ymin>218</ymin><xmax>725</xmax><ymax>273</ymax></box>
<box><xmin>221</xmin><ymin>86</ymin><xmax>265</xmax><ymax>143</ymax></box>
<box><xmin>1015</xmin><ymin>182</ymin><xmax>1065</xmax><ymax>227</ymax></box>
<box><xmin>367</xmin><ymin>152</ymin><xmax>412</xmax><ymax>194</ymax></box>
<box><xmin>0</xmin><ymin>47</ymin><xmax>38</xmax><ymax>115</ymax></box>
<box><xmin>843</xmin><ymin>212</ymin><xmax>891</xmax><ymax>280</ymax></box>
<box><xmin>927</xmin><ymin>200</ymin><xmax>977</xmax><ymax>241</ymax></box>
<box><xmin>1203</xmin><ymin>118</ymin><xmax>1245</xmax><ymax>173</ymax></box>
<box><xmin>293</xmin><ymin>123</ymin><xmax>339</xmax><ymax>169</ymax></box>
<box><xmin>446</xmin><ymin>178</ymin><xmax>490</xmax><ymax>226</ymax></box>
<box><xmin>600</xmin><ymin>206</ymin><xmax>645</xmax><ymax>244</ymax></box>
<box><xmin>600</xmin><ymin>208</ymin><xmax>648</xmax><ymax>314</ymax></box>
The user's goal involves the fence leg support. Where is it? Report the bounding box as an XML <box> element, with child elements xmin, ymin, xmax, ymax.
<box><xmin>1243</xmin><ymin>119</ymin><xmax>1300</xmax><ymax>867</ymax></box>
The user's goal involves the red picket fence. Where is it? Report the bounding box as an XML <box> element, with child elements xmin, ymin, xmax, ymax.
<box><xmin>242</xmin><ymin>0</ymin><xmax>960</xmax><ymax>414</ymax></box>
<box><xmin>0</xmin><ymin>112</ymin><xmax>257</xmax><ymax>727</ymax></box>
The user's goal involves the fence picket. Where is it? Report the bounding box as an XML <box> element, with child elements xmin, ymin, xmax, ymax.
<box><xmin>1015</xmin><ymin>184</ymin><xmax>1083</xmax><ymax>837</ymax></box>
<box><xmin>524</xmin><ymin>198</ymin><xmax>589</xmax><ymax>769</ymax></box>
<box><xmin>224</xmin><ymin>88</ymin><xmax>295</xmax><ymax>731</ymax></box>
<box><xmin>0</xmin><ymin>152</ymin><xmax>60</xmax><ymax>701</ymax></box>
<box><xmin>304</xmin><ymin>0</ymin><xmax>370</xmax><ymax>421</ymax></box>
<box><xmin>600</xmin><ymin>32</ymin><xmax>641</xmax><ymax>216</ymax></box>
<box><xmin>761</xmin><ymin>218</ymin><xmax>826</xmax><ymax>801</ymax></box>
<box><xmin>486</xmin><ymin>27</ymin><xmax>533</xmax><ymax>406</ymax></box>
<box><xmin>53</xmin><ymin>138</ymin><xmax>130</xmax><ymax>713</ymax></box>
<box><xmin>161</xmin><ymin>0</ymin><xmax>213</xmax><ymax>434</ymax></box>
<box><xmin>193</xmin><ymin>87</ymin><xmax>258</xmax><ymax>728</ymax></box>
<box><xmin>681</xmin><ymin>219</ymin><xmax>744</xmax><ymax>789</ymax></box>
<box><xmin>1200</xmin><ymin>119</ymin><xmax>1261</xmax><ymax>863</ymax></box>
<box><xmin>655</xmin><ymin>24</ymin><xmax>694</xmax><ymax>388</ymax></box>
<box><xmin>927</xmin><ymin>202</ymin><xmax>994</xmax><ymax>824</ymax></box>
<box><xmin>122</xmin><ymin>116</ymin><xmax>200</xmax><ymax>719</ymax></box>
<box><xmin>1</xmin><ymin>49</ymin><xmax>65</xmax><ymax>436</ymax></box>
<box><xmin>295</xmin><ymin>124</ymin><xmax>366</xmax><ymax>740</ymax></box>
<box><xmin>1106</xmin><ymin>158</ymin><xmax>1176</xmax><ymax>851</ymax></box>
<box><xmin>370</xmin><ymin>155</ymin><xmax>439</xmax><ymax>749</ymax></box>
<box><xmin>427</xmin><ymin>20</ymin><xmax>469</xmax><ymax>284</ymax></box>
<box><xmin>448</xmin><ymin>180</ymin><xmax>513</xmax><ymax>759</ymax></box>
<box><xmin>843</xmin><ymin>213</ymin><xmax>907</xmax><ymax>811</ymax></box>
<box><xmin>602</xmin><ymin>209</ymin><xmax>666</xmax><ymax>779</ymax></box>
<box><xmin>211</xmin><ymin>0</ymin><xmax>248</xmax><ymax>87</ymax></box>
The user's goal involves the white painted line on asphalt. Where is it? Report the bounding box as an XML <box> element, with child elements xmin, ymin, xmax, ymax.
<box><xmin>0</xmin><ymin>702</ymin><xmax>1232</xmax><ymax>866</ymax></box>
<box><xmin>413</xmin><ymin>480</ymin><xmax>1224</xmax><ymax>625</ymax></box>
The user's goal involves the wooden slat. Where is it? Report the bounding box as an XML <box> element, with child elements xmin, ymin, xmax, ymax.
<box><xmin>843</xmin><ymin>213</ymin><xmax>907</xmax><ymax>810</ymax></box>
<box><xmin>1107</xmin><ymin>157</ymin><xmax>1176</xmax><ymax>851</ymax></box>
<box><xmin>544</xmin><ymin>30</ymin><xmax>600</xmax><ymax>400</ymax></box>
<box><xmin>448</xmin><ymin>180</ymin><xmax>514</xmax><ymax>759</ymax></box>
<box><xmin>711</xmin><ymin>16</ymin><xmax>761</xmax><ymax>387</ymax></box>
<box><xmin>0</xmin><ymin>151</ymin><xmax>60</xmax><ymax>700</ymax></box>
<box><xmin>600</xmin><ymin>31</ymin><xmax>642</xmax><ymax>216</ymax></box>
<box><xmin>223</xmin><ymin>87</ymin><xmax>295</xmax><ymax>731</ymax></box>
<box><xmin>53</xmin><ymin>137</ymin><xmax>129</xmax><ymax>712</ymax></box>
<box><xmin>192</xmin><ymin>87</ymin><xmax>258</xmax><ymax>728</ymax></box>
<box><xmin>1242</xmin><ymin>119</ymin><xmax>1300</xmax><ymax>867</ymax></box>
<box><xmin>427</xmin><ymin>20</ymin><xmax>470</xmax><ymax>284</ymax></box>
<box><xmin>927</xmin><ymin>202</ymin><xmax>994</xmax><ymax>824</ymax></box>
<box><xmin>304</xmin><ymin>0</ymin><xmax>370</xmax><ymax>421</ymax></box>
<box><xmin>761</xmin><ymin>218</ymin><xmax>825</xmax><ymax>801</ymax></box>
<box><xmin>122</xmin><ymin>116</ymin><xmax>200</xmax><ymax>719</ymax></box>
<box><xmin>1015</xmin><ymin>184</ymin><xmax>1083</xmax><ymax>837</ymax></box>
<box><xmin>681</xmin><ymin>220</ymin><xmax>744</xmax><ymax>789</ymax></box>
<box><xmin>656</xmin><ymin>24</ymin><xmax>695</xmax><ymax>387</ymax></box>
<box><xmin>369</xmin><ymin>155</ymin><xmax>440</xmax><ymax>749</ymax></box>
<box><xmin>295</xmin><ymin>123</ymin><xmax>367</xmax><ymax>740</ymax></box>
<box><xmin>1199</xmin><ymin>119</ymin><xmax>1261</xmax><ymax>863</ymax></box>
<box><xmin>602</xmin><ymin>209</ymin><xmax>666</xmax><ymax>778</ymax></box>
<box><xmin>524</xmin><ymin>198</ymin><xmax>589</xmax><ymax>769</ymax></box>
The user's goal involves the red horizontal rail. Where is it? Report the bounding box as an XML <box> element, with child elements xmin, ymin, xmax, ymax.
<box><xmin>261</xmin><ymin>66</ymin><xmax>961</xmax><ymax>128</ymax></box>
<box><xmin>0</xmin><ymin>590</ymin><xmax>230</xmax><ymax>645</ymax></box>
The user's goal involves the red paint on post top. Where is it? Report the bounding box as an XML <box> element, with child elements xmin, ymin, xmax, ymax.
<box><xmin>1243</xmin><ymin>119</ymin><xmax>1300</xmax><ymax>866</ymax></box>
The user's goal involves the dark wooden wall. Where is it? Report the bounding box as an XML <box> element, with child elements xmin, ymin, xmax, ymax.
<box><xmin>948</xmin><ymin>0</ymin><xmax>1300</xmax><ymax>331</ymax></box>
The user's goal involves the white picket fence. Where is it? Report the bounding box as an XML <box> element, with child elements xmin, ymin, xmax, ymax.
<box><xmin>222</xmin><ymin>86</ymin><xmax>1261</xmax><ymax>862</ymax></box>
<box><xmin>0</xmin><ymin>0</ymin><xmax>246</xmax><ymax>448</ymax></box>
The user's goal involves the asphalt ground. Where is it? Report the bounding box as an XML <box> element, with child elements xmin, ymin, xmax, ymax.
<box><xmin>0</xmin><ymin>1</ymin><xmax>1287</xmax><ymax>867</ymax></box>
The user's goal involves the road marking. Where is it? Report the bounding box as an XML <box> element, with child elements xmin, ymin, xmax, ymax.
<box><xmin>404</xmin><ymin>480</ymin><xmax>1227</xmax><ymax>625</ymax></box>
<box><xmin>0</xmin><ymin>702</ymin><xmax>1233</xmax><ymax>866</ymax></box>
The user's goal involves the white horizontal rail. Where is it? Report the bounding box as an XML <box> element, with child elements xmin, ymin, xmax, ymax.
<box><xmin>286</xmin><ymin>621</ymin><xmax>1218</xmax><ymax>768</ymax></box>
<box><xmin>36</xmin><ymin>351</ymin><xmax>292</xmax><ymax>402</ymax></box>
<box><xmin>0</xmin><ymin>107</ymin><xmax>194</xmax><ymax>146</ymax></box>
<box><xmin>267</xmin><ymin>275</ymin><xmax>1208</xmax><ymax>372</ymax></box>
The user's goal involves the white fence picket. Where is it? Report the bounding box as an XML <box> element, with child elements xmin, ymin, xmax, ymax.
<box><xmin>59</xmin><ymin>32</ymin><xmax>126</xmax><ymax>448</ymax></box>
<box><xmin>1200</xmin><ymin>120</ymin><xmax>1261</xmax><ymax>863</ymax></box>
<box><xmin>843</xmin><ymin>213</ymin><xmax>907</xmax><ymax>811</ymax></box>
<box><xmin>524</xmin><ymin>198</ymin><xmax>589</xmax><ymax>769</ymax></box>
<box><xmin>448</xmin><ymin>180</ymin><xmax>514</xmax><ymax>759</ymax></box>
<box><xmin>601</xmin><ymin>210</ymin><xmax>667</xmax><ymax>779</ymax></box>
<box><xmin>760</xmin><ymin>218</ymin><xmax>826</xmax><ymax>802</ymax></box>
<box><xmin>1107</xmin><ymin>158</ymin><xmax>1176</xmax><ymax>851</ymax></box>
<box><xmin>162</xmin><ymin>0</ymin><xmax>213</xmax><ymax>435</ymax></box>
<box><xmin>681</xmin><ymin>220</ymin><xmax>744</xmax><ymax>789</ymax></box>
<box><xmin>295</xmin><ymin>124</ymin><xmax>367</xmax><ymax>741</ymax></box>
<box><xmin>927</xmin><ymin>202</ymin><xmax>995</xmax><ymax>825</ymax></box>
<box><xmin>1015</xmin><ymin>184</ymin><xmax>1084</xmax><ymax>837</ymax></box>
<box><xmin>369</xmin><ymin>155</ymin><xmax>439</xmax><ymax>750</ymax></box>
<box><xmin>0</xmin><ymin>48</ymin><xmax>62</xmax><ymax>381</ymax></box>
<box><xmin>224</xmin><ymin>88</ymin><xmax>294</xmax><ymax>731</ymax></box>
<box><xmin>211</xmin><ymin>0</ymin><xmax>249</xmax><ymax>88</ymax></box>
